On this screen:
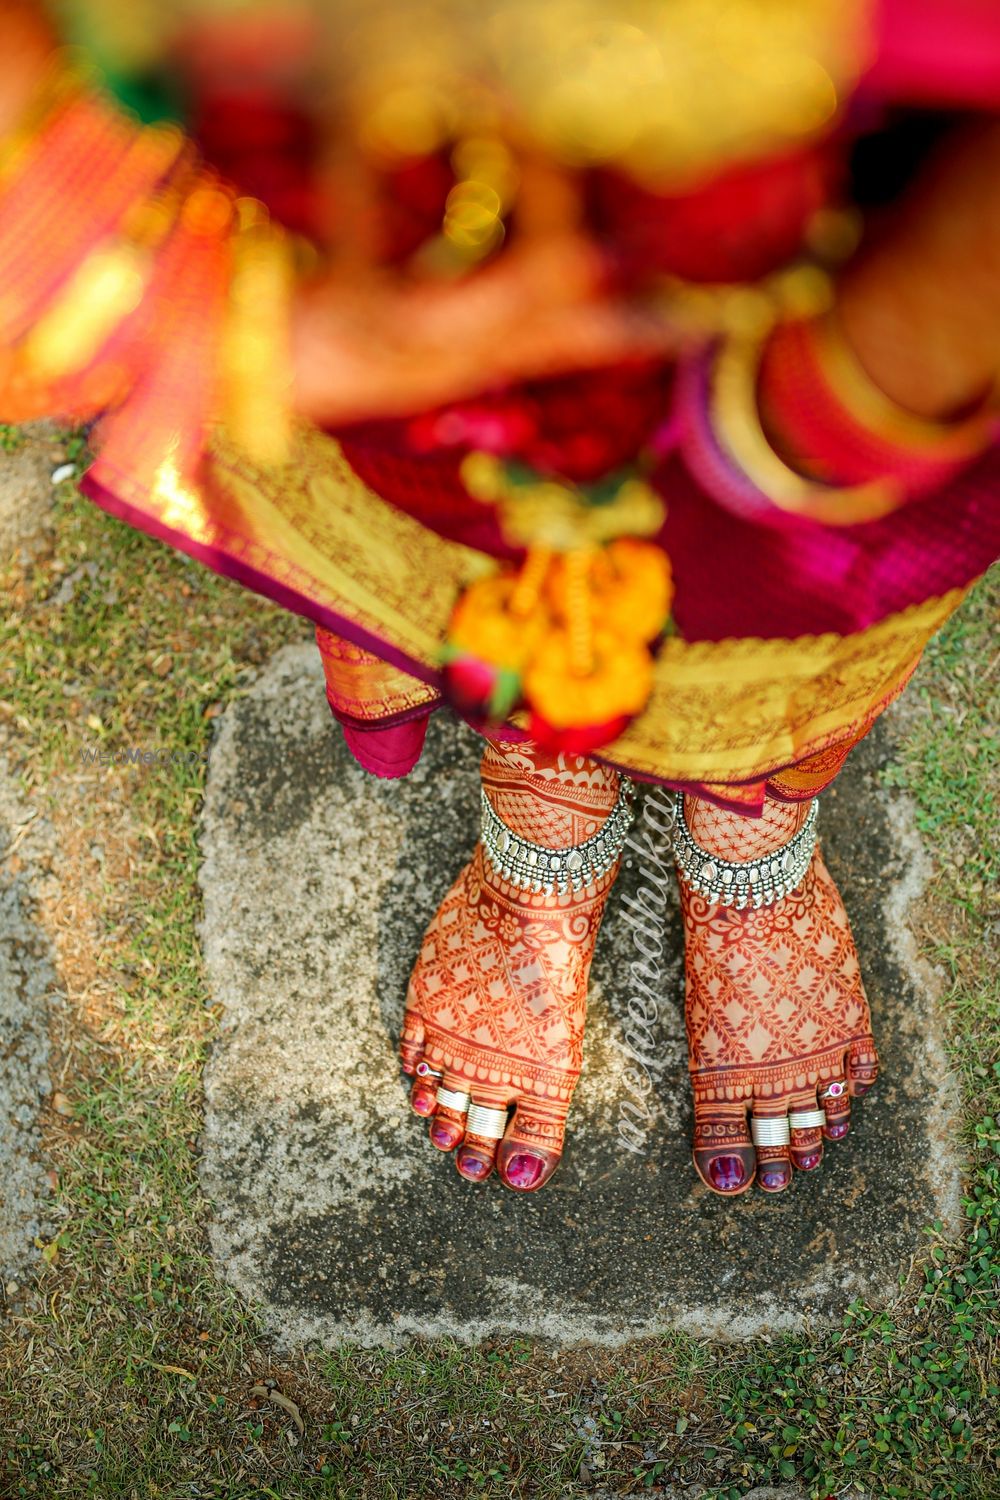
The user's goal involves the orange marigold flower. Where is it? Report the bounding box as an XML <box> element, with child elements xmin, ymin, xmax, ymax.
<box><xmin>448</xmin><ymin>573</ymin><xmax>551</xmax><ymax>669</ymax></box>
<box><xmin>546</xmin><ymin>538</ymin><xmax>672</xmax><ymax>644</ymax></box>
<box><xmin>523</xmin><ymin>627</ymin><xmax>653</xmax><ymax>730</ymax></box>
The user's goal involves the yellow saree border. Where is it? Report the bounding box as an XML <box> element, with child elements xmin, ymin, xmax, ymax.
<box><xmin>85</xmin><ymin>421</ymin><xmax>966</xmax><ymax>786</ymax></box>
<box><xmin>602</xmin><ymin>592</ymin><xmax>960</xmax><ymax>783</ymax></box>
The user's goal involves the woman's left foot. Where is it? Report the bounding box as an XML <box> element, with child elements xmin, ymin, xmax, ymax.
<box><xmin>676</xmin><ymin>795</ymin><xmax>879</xmax><ymax>1197</ymax></box>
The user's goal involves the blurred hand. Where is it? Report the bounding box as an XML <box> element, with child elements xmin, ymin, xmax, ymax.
<box><xmin>838</xmin><ymin>121</ymin><xmax>1000</xmax><ymax>417</ymax></box>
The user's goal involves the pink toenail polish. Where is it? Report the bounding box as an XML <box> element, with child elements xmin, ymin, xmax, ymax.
<box><xmin>761</xmin><ymin>1169</ymin><xmax>789</xmax><ymax>1190</ymax></box>
<box><xmin>412</xmin><ymin>1091</ymin><xmax>435</xmax><ymax>1115</ymax></box>
<box><xmin>854</xmin><ymin>1083</ymin><xmax>870</xmax><ymax>1096</ymax></box>
<box><xmin>457</xmin><ymin>1153</ymin><xmax>488</xmax><ymax>1179</ymax></box>
<box><xmin>506</xmin><ymin>1153</ymin><xmax>544</xmax><ymax>1189</ymax></box>
<box><xmin>797</xmin><ymin>1151</ymin><xmax>821</xmax><ymax>1171</ymax></box>
<box><xmin>708</xmin><ymin>1155</ymin><xmax>746</xmax><ymax>1192</ymax></box>
<box><xmin>432</xmin><ymin>1124</ymin><xmax>457</xmax><ymax>1148</ymax></box>
<box><xmin>827</xmin><ymin>1122</ymin><xmax>849</xmax><ymax>1139</ymax></box>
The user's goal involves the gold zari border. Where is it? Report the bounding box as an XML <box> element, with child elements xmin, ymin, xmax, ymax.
<box><xmin>604</xmin><ymin>589</ymin><xmax>964</xmax><ymax>782</ymax></box>
<box><xmin>90</xmin><ymin>423</ymin><xmax>966</xmax><ymax>787</ymax></box>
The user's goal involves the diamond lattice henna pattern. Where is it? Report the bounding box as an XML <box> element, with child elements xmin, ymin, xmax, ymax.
<box><xmin>481</xmin><ymin>739</ymin><xmax>620</xmax><ymax>848</ymax></box>
<box><xmin>405</xmin><ymin>845</ymin><xmax>612</xmax><ymax>1104</ymax></box>
<box><xmin>679</xmin><ymin>802</ymin><xmax>879</xmax><ymax>1196</ymax></box>
<box><xmin>402</xmin><ymin>740</ymin><xmax>620</xmax><ymax>1191</ymax></box>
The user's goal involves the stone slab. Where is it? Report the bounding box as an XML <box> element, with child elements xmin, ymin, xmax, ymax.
<box><xmin>0</xmin><ymin>765</ymin><xmax>56</xmax><ymax>1286</ymax></box>
<box><xmin>198</xmin><ymin>644</ymin><xmax>963</xmax><ymax>1348</ymax></box>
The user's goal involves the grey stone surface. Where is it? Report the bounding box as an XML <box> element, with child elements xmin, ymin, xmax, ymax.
<box><xmin>198</xmin><ymin>644</ymin><xmax>963</xmax><ymax>1349</ymax></box>
<box><xmin>0</xmin><ymin>763</ymin><xmax>56</xmax><ymax>1284</ymax></box>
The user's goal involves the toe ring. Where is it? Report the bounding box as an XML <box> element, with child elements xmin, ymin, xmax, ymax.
<box><xmin>415</xmin><ymin>1060</ymin><xmax>443</xmax><ymax>1080</ymax></box>
<box><xmin>435</xmin><ymin>1085</ymin><xmax>470</xmax><ymax>1113</ymax></box>
<box><xmin>820</xmin><ymin>1080</ymin><xmax>846</xmax><ymax>1100</ymax></box>
<box><xmin>466</xmin><ymin>1103</ymin><xmax>507</xmax><ymax>1139</ymax></box>
<box><xmin>752</xmin><ymin>1115</ymin><xmax>791</xmax><ymax>1147</ymax></box>
<box><xmin>789</xmin><ymin>1108</ymin><xmax>827</xmax><ymax>1131</ymax></box>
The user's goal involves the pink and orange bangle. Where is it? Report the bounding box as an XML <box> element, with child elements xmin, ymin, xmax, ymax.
<box><xmin>758</xmin><ymin>312</ymin><xmax>996</xmax><ymax>496</ymax></box>
<box><xmin>677</xmin><ymin>312</ymin><xmax>996</xmax><ymax>530</ymax></box>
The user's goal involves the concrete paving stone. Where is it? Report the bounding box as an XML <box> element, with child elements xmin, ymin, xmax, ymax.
<box><xmin>0</xmin><ymin>763</ymin><xmax>57</xmax><ymax>1285</ymax></box>
<box><xmin>198</xmin><ymin>643</ymin><xmax>963</xmax><ymax>1349</ymax></box>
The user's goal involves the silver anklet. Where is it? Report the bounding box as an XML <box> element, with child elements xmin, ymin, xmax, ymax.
<box><xmin>481</xmin><ymin>775</ymin><xmax>635</xmax><ymax>895</ymax></box>
<box><xmin>672</xmin><ymin>792</ymin><xmax>817</xmax><ymax>909</ymax></box>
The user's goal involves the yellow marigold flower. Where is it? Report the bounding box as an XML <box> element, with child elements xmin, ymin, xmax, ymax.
<box><xmin>524</xmin><ymin>628</ymin><xmax>653</xmax><ymax>729</ymax></box>
<box><xmin>448</xmin><ymin>574</ymin><xmax>551</xmax><ymax>669</ymax></box>
<box><xmin>546</xmin><ymin>539</ymin><xmax>672</xmax><ymax>644</ymax></box>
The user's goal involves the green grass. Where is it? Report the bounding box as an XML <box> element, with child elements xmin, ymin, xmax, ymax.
<box><xmin>1</xmin><ymin>459</ymin><xmax>997</xmax><ymax>1498</ymax></box>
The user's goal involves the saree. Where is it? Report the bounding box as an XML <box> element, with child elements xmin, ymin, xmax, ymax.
<box><xmin>1</xmin><ymin>0</ymin><xmax>998</xmax><ymax>813</ymax></box>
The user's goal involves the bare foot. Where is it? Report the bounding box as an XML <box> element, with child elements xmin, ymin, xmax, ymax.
<box><xmin>678</xmin><ymin>796</ymin><xmax>878</xmax><ymax>1196</ymax></box>
<box><xmin>400</xmin><ymin>741</ymin><xmax>621</xmax><ymax>1191</ymax></box>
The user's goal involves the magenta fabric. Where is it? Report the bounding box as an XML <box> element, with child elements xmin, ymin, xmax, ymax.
<box><xmin>659</xmin><ymin>352</ymin><xmax>1000</xmax><ymax>642</ymax></box>
<box><xmin>868</xmin><ymin>0</ymin><xmax>1000</xmax><ymax>109</ymax></box>
<box><xmin>340</xmin><ymin>716</ymin><xmax>431</xmax><ymax>779</ymax></box>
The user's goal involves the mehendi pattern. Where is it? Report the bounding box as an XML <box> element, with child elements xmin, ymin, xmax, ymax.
<box><xmin>678</xmin><ymin>795</ymin><xmax>879</xmax><ymax>1194</ymax></box>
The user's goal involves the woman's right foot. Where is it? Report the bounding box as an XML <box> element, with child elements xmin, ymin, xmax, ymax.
<box><xmin>400</xmin><ymin>740</ymin><xmax>624</xmax><ymax>1192</ymax></box>
<box><xmin>677</xmin><ymin>795</ymin><xmax>879</xmax><ymax>1197</ymax></box>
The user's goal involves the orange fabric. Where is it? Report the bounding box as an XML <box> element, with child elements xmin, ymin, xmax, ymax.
<box><xmin>315</xmin><ymin>625</ymin><xmax>440</xmax><ymax>723</ymax></box>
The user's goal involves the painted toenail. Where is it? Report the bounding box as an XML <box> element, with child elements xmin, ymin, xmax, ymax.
<box><xmin>761</xmin><ymin>1169</ymin><xmax>789</xmax><ymax>1190</ymax></box>
<box><xmin>708</xmin><ymin>1155</ymin><xmax>746</xmax><ymax>1192</ymax></box>
<box><xmin>506</xmin><ymin>1153</ymin><xmax>544</xmax><ymax>1188</ymax></box>
<box><xmin>432</xmin><ymin>1124</ymin><xmax>457</xmax><ymax>1148</ymax></box>
<box><xmin>457</xmin><ymin>1153</ymin><xmax>488</xmax><ymax>1179</ymax></box>
<box><xmin>797</xmin><ymin>1151</ymin><xmax>821</xmax><ymax>1171</ymax></box>
<box><xmin>854</xmin><ymin>1083</ymin><xmax>870</xmax><ymax>1096</ymax></box>
<box><xmin>827</xmin><ymin>1122</ymin><xmax>849</xmax><ymax>1139</ymax></box>
<box><xmin>413</xmin><ymin>1091</ymin><xmax>435</xmax><ymax>1115</ymax></box>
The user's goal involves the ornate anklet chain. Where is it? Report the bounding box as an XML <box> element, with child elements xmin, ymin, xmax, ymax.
<box><xmin>672</xmin><ymin>793</ymin><xmax>817</xmax><ymax>909</ymax></box>
<box><xmin>481</xmin><ymin>776</ymin><xmax>635</xmax><ymax>895</ymax></box>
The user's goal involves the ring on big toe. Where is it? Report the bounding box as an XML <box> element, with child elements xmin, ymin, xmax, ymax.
<box><xmin>415</xmin><ymin>1060</ymin><xmax>443</xmax><ymax>1080</ymax></box>
<box><xmin>435</xmin><ymin>1086</ymin><xmax>470</xmax><ymax>1114</ymax></box>
<box><xmin>820</xmin><ymin>1081</ymin><xmax>846</xmax><ymax>1100</ymax></box>
<box><xmin>789</xmin><ymin>1108</ymin><xmax>827</xmax><ymax>1131</ymax></box>
<box><xmin>751</xmin><ymin>1116</ymin><xmax>791</xmax><ymax>1148</ymax></box>
<box><xmin>466</xmin><ymin>1103</ymin><xmax>507</xmax><ymax>1140</ymax></box>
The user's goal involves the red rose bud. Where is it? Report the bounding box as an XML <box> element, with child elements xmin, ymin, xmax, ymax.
<box><xmin>528</xmin><ymin>711</ymin><xmax>632</xmax><ymax>755</ymax></box>
<box><xmin>441</xmin><ymin>650</ymin><xmax>521</xmax><ymax>722</ymax></box>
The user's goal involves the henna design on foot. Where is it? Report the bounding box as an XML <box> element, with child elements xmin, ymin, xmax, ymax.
<box><xmin>679</xmin><ymin>795</ymin><xmax>879</xmax><ymax>1198</ymax></box>
<box><xmin>402</xmin><ymin>741</ymin><xmax>620</xmax><ymax>1191</ymax></box>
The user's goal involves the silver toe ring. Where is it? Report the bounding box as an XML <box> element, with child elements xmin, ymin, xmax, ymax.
<box><xmin>415</xmin><ymin>1060</ymin><xmax>443</xmax><ymax>1080</ymax></box>
<box><xmin>435</xmin><ymin>1085</ymin><xmax>470</xmax><ymax>1114</ymax></box>
<box><xmin>820</xmin><ymin>1080</ymin><xmax>846</xmax><ymax>1100</ymax></box>
<box><xmin>465</xmin><ymin>1103</ymin><xmax>507</xmax><ymax>1140</ymax></box>
<box><xmin>788</xmin><ymin>1108</ymin><xmax>827</xmax><ymax>1131</ymax></box>
<box><xmin>751</xmin><ymin>1115</ymin><xmax>791</xmax><ymax>1148</ymax></box>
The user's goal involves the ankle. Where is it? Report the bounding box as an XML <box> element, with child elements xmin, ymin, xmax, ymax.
<box><xmin>683</xmin><ymin>793</ymin><xmax>809</xmax><ymax>862</ymax></box>
<box><xmin>481</xmin><ymin>739</ymin><xmax>619</xmax><ymax>849</ymax></box>
<box><xmin>479</xmin><ymin>747</ymin><xmax>633</xmax><ymax>899</ymax></box>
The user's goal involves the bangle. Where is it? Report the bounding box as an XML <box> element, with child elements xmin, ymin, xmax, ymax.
<box><xmin>758</xmin><ymin>314</ymin><xmax>994</xmax><ymax>495</ymax></box>
<box><xmin>677</xmin><ymin>338</ymin><xmax>901</xmax><ymax>528</ymax></box>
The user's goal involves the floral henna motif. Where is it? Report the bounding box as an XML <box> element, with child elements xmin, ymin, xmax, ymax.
<box><xmin>402</xmin><ymin>741</ymin><xmax>619</xmax><ymax>1191</ymax></box>
<box><xmin>480</xmin><ymin>739</ymin><xmax>620</xmax><ymax>847</ymax></box>
<box><xmin>680</xmin><ymin>795</ymin><xmax>878</xmax><ymax>1197</ymax></box>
